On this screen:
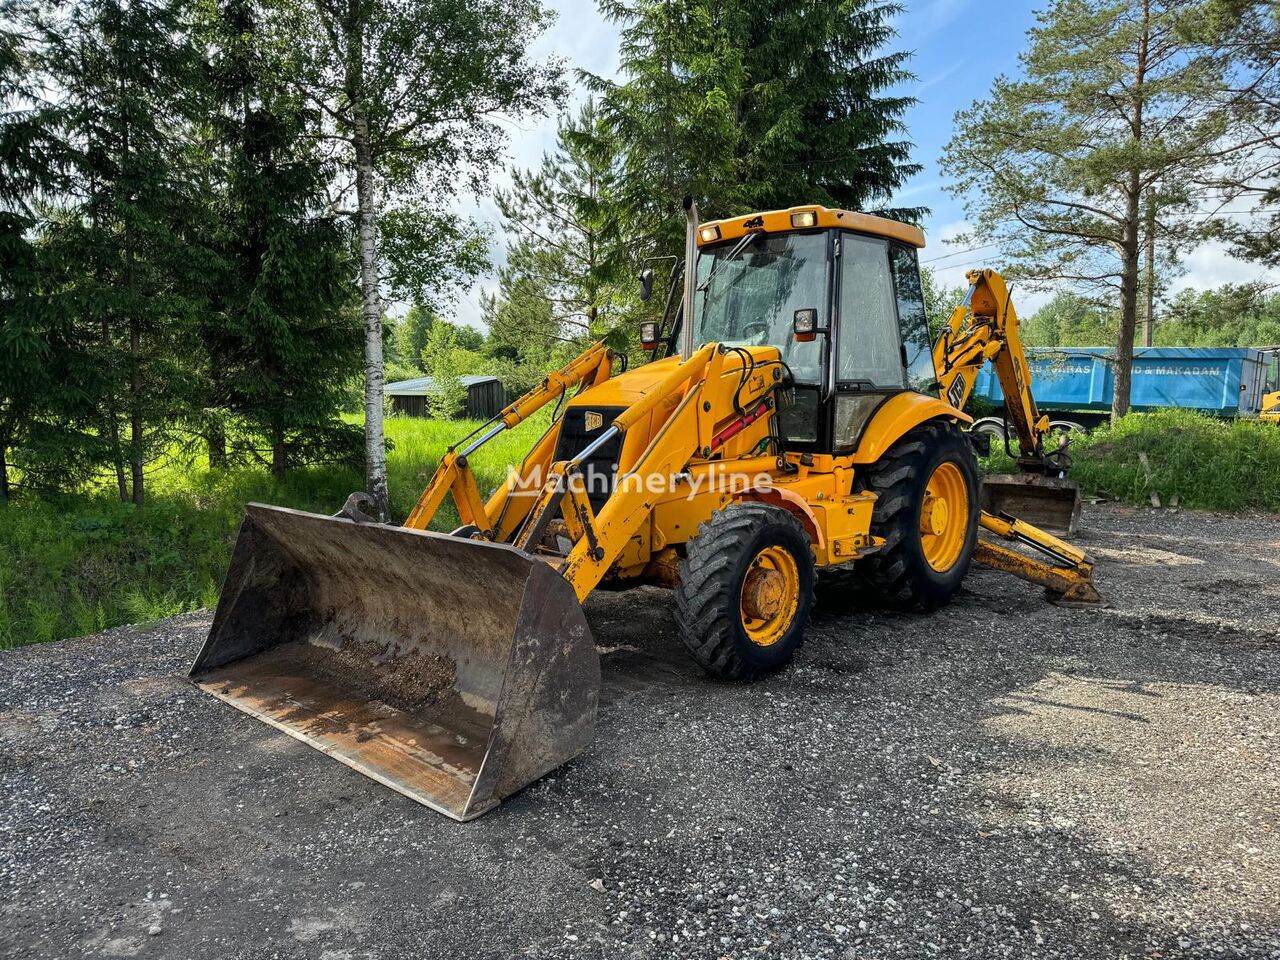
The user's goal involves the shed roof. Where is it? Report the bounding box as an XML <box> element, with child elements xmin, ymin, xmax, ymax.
<box><xmin>385</xmin><ymin>374</ymin><xmax>498</xmax><ymax>396</ymax></box>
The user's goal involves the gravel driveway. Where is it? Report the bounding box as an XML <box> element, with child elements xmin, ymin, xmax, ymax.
<box><xmin>1</xmin><ymin>504</ymin><xmax>1277</xmax><ymax>960</ymax></box>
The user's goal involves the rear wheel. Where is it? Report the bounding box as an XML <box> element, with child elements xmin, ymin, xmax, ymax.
<box><xmin>857</xmin><ymin>419</ymin><xmax>979</xmax><ymax>610</ymax></box>
<box><xmin>674</xmin><ymin>503</ymin><xmax>816</xmax><ymax>680</ymax></box>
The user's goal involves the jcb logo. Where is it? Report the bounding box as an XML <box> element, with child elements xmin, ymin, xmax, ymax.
<box><xmin>947</xmin><ymin>375</ymin><xmax>966</xmax><ymax>410</ymax></box>
<box><xmin>584</xmin><ymin>411</ymin><xmax>604</xmax><ymax>432</ymax></box>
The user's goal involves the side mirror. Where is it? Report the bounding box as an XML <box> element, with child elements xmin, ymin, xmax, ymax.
<box><xmin>638</xmin><ymin>268</ymin><xmax>654</xmax><ymax>303</ymax></box>
<box><xmin>793</xmin><ymin>308</ymin><xmax>819</xmax><ymax>343</ymax></box>
<box><xmin>639</xmin><ymin>320</ymin><xmax>660</xmax><ymax>350</ymax></box>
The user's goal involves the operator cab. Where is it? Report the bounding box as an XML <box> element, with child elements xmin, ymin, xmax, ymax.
<box><xmin>647</xmin><ymin>205</ymin><xmax>939</xmax><ymax>455</ymax></box>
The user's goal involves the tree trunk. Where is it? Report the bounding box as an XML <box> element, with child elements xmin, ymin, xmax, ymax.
<box><xmin>1113</xmin><ymin>0</ymin><xmax>1149</xmax><ymax>423</ymax></box>
<box><xmin>352</xmin><ymin>103</ymin><xmax>389</xmax><ymax>519</ymax></box>
<box><xmin>271</xmin><ymin>429</ymin><xmax>287</xmax><ymax>480</ymax></box>
<box><xmin>129</xmin><ymin>315</ymin><xmax>144</xmax><ymax>505</ymax></box>
<box><xmin>102</xmin><ymin>319</ymin><xmax>129</xmax><ymax>502</ymax></box>
<box><xmin>207</xmin><ymin>420</ymin><xmax>227</xmax><ymax>469</ymax></box>
<box><xmin>0</xmin><ymin>441</ymin><xmax>8</xmax><ymax>504</ymax></box>
<box><xmin>1143</xmin><ymin>195</ymin><xmax>1156</xmax><ymax>347</ymax></box>
<box><xmin>1113</xmin><ymin>183</ymin><xmax>1141</xmax><ymax>422</ymax></box>
<box><xmin>107</xmin><ymin>413</ymin><xmax>128</xmax><ymax>501</ymax></box>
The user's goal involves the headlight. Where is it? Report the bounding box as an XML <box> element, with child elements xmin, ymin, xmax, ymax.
<box><xmin>790</xmin><ymin>210</ymin><xmax>817</xmax><ymax>228</ymax></box>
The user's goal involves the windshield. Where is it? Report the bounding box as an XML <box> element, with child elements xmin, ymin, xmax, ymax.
<box><xmin>691</xmin><ymin>231</ymin><xmax>826</xmax><ymax>384</ymax></box>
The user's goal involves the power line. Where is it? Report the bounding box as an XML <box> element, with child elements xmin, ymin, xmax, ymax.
<box><xmin>921</xmin><ymin>208</ymin><xmax>1268</xmax><ymax>266</ymax></box>
<box><xmin>921</xmin><ymin>241</ymin><xmax>1002</xmax><ymax>264</ymax></box>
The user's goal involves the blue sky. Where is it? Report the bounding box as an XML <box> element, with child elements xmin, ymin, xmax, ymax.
<box><xmin>452</xmin><ymin>0</ymin><xmax>1277</xmax><ymax>328</ymax></box>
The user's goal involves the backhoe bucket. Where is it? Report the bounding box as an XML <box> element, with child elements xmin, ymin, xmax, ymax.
<box><xmin>980</xmin><ymin>474</ymin><xmax>1083</xmax><ymax>537</ymax></box>
<box><xmin>189</xmin><ymin>503</ymin><xmax>599</xmax><ymax>821</ymax></box>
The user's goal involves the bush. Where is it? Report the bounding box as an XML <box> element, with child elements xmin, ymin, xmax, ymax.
<box><xmin>981</xmin><ymin>409</ymin><xmax>1280</xmax><ymax>512</ymax></box>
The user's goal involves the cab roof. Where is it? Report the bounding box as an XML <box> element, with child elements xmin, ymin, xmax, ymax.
<box><xmin>697</xmin><ymin>205</ymin><xmax>926</xmax><ymax>249</ymax></box>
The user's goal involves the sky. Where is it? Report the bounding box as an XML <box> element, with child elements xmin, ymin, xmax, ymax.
<box><xmin>449</xmin><ymin>0</ymin><xmax>1280</xmax><ymax>330</ymax></box>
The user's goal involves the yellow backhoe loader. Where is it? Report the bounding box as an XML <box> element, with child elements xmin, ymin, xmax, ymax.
<box><xmin>191</xmin><ymin>202</ymin><xmax>1101</xmax><ymax>821</ymax></box>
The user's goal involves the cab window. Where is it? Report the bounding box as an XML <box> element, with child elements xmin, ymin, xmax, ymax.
<box><xmin>836</xmin><ymin>235</ymin><xmax>905</xmax><ymax>388</ymax></box>
<box><xmin>890</xmin><ymin>244</ymin><xmax>938</xmax><ymax>392</ymax></box>
<box><xmin>691</xmin><ymin>231</ymin><xmax>826</xmax><ymax>384</ymax></box>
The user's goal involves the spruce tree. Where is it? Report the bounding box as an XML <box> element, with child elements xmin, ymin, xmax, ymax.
<box><xmin>36</xmin><ymin>0</ymin><xmax>208</xmax><ymax>503</ymax></box>
<box><xmin>738</xmin><ymin>0</ymin><xmax>920</xmax><ymax>217</ymax></box>
<box><xmin>0</xmin><ymin>5</ymin><xmax>90</xmax><ymax>499</ymax></box>
<box><xmin>589</xmin><ymin>0</ymin><xmax>921</xmax><ymax>260</ymax></box>
<box><xmin>197</xmin><ymin>0</ymin><xmax>361</xmax><ymax>478</ymax></box>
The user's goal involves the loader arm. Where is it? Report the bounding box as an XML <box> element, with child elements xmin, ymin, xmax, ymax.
<box><xmin>932</xmin><ymin>269</ymin><xmax>1054</xmax><ymax>470</ymax></box>
<box><xmin>403</xmin><ymin>341</ymin><xmax>615</xmax><ymax>534</ymax></box>
<box><xmin>407</xmin><ymin>341</ymin><xmax>784</xmax><ymax>603</ymax></box>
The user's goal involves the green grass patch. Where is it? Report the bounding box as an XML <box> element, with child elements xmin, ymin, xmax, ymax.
<box><xmin>4</xmin><ymin>406</ymin><xmax>1277</xmax><ymax>649</ymax></box>
<box><xmin>0</xmin><ymin>413</ymin><xmax>550</xmax><ymax>648</ymax></box>
<box><xmin>981</xmin><ymin>409</ymin><xmax>1280</xmax><ymax>512</ymax></box>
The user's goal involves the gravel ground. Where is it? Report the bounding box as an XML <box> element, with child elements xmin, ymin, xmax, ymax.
<box><xmin>0</xmin><ymin>503</ymin><xmax>1277</xmax><ymax>960</ymax></box>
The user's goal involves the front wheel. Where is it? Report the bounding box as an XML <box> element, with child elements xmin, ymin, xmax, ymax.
<box><xmin>857</xmin><ymin>419</ymin><xmax>979</xmax><ymax>610</ymax></box>
<box><xmin>674</xmin><ymin>503</ymin><xmax>816</xmax><ymax>680</ymax></box>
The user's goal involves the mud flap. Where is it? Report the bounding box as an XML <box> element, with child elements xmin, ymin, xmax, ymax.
<box><xmin>980</xmin><ymin>474</ymin><xmax>1082</xmax><ymax>536</ymax></box>
<box><xmin>190</xmin><ymin>504</ymin><xmax>599</xmax><ymax>821</ymax></box>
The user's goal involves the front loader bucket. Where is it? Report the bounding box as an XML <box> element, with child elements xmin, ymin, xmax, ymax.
<box><xmin>981</xmin><ymin>474</ymin><xmax>1083</xmax><ymax>537</ymax></box>
<box><xmin>190</xmin><ymin>503</ymin><xmax>599</xmax><ymax>821</ymax></box>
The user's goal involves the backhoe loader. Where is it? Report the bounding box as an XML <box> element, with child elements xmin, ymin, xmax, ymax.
<box><xmin>191</xmin><ymin>202</ymin><xmax>1101</xmax><ymax>821</ymax></box>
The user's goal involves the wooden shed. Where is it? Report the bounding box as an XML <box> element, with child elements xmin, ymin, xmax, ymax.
<box><xmin>385</xmin><ymin>375</ymin><xmax>508</xmax><ymax>420</ymax></box>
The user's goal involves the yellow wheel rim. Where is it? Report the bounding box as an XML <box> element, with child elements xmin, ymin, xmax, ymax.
<box><xmin>920</xmin><ymin>461</ymin><xmax>969</xmax><ymax>572</ymax></box>
<box><xmin>739</xmin><ymin>545</ymin><xmax>801</xmax><ymax>647</ymax></box>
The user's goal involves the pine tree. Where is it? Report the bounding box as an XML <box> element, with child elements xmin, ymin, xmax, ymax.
<box><xmin>1193</xmin><ymin>2</ymin><xmax>1280</xmax><ymax>268</ymax></box>
<box><xmin>197</xmin><ymin>0</ymin><xmax>361</xmax><ymax>478</ymax></box>
<box><xmin>941</xmin><ymin>0</ymin><xmax>1268</xmax><ymax>420</ymax></box>
<box><xmin>495</xmin><ymin>99</ymin><xmax>627</xmax><ymax>349</ymax></box>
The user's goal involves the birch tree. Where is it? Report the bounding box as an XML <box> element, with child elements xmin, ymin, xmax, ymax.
<box><xmin>941</xmin><ymin>0</ymin><xmax>1271</xmax><ymax>420</ymax></box>
<box><xmin>274</xmin><ymin>0</ymin><xmax>563</xmax><ymax>517</ymax></box>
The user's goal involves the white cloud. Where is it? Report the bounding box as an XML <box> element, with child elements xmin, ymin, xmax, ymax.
<box><xmin>910</xmin><ymin>0</ymin><xmax>971</xmax><ymax>41</ymax></box>
<box><xmin>1170</xmin><ymin>239</ymin><xmax>1280</xmax><ymax>296</ymax></box>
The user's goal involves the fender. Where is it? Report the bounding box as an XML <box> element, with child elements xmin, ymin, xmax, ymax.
<box><xmin>851</xmin><ymin>392</ymin><xmax>971</xmax><ymax>464</ymax></box>
<box><xmin>733</xmin><ymin>485</ymin><xmax>826</xmax><ymax>550</ymax></box>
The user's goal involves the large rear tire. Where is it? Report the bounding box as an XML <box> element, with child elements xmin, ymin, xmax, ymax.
<box><xmin>674</xmin><ymin>503</ymin><xmax>816</xmax><ymax>680</ymax></box>
<box><xmin>857</xmin><ymin>419</ymin><xmax>979</xmax><ymax>610</ymax></box>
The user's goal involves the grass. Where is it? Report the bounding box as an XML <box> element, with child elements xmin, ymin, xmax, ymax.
<box><xmin>0</xmin><ymin>413</ymin><xmax>550</xmax><ymax>649</ymax></box>
<box><xmin>3</xmin><ymin>406</ymin><xmax>1278</xmax><ymax>649</ymax></box>
<box><xmin>981</xmin><ymin>409</ymin><xmax>1280</xmax><ymax>512</ymax></box>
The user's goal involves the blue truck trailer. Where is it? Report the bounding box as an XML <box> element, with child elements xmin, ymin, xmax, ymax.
<box><xmin>971</xmin><ymin>346</ymin><xmax>1280</xmax><ymax>435</ymax></box>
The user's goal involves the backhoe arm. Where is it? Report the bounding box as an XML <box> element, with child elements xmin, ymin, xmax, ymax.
<box><xmin>975</xmin><ymin>512</ymin><xmax>1102</xmax><ymax>606</ymax></box>
<box><xmin>931</xmin><ymin>269</ymin><xmax>1099</xmax><ymax>603</ymax></box>
<box><xmin>933</xmin><ymin>269</ymin><xmax>1053</xmax><ymax>469</ymax></box>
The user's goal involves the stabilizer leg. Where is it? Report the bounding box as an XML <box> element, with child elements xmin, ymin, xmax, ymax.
<box><xmin>975</xmin><ymin>510</ymin><xmax>1104</xmax><ymax>606</ymax></box>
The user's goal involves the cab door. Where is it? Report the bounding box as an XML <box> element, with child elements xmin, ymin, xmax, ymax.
<box><xmin>829</xmin><ymin>234</ymin><xmax>936</xmax><ymax>453</ymax></box>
